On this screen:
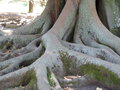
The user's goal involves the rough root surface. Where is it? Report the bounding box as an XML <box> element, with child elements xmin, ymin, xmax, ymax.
<box><xmin>0</xmin><ymin>0</ymin><xmax>120</xmax><ymax>90</ymax></box>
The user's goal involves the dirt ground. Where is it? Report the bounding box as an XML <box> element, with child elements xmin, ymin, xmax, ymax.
<box><xmin>0</xmin><ymin>12</ymin><xmax>39</xmax><ymax>30</ymax></box>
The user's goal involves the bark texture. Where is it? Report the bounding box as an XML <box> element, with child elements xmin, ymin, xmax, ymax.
<box><xmin>0</xmin><ymin>0</ymin><xmax>120</xmax><ymax>90</ymax></box>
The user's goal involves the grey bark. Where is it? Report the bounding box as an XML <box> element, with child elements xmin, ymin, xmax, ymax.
<box><xmin>0</xmin><ymin>0</ymin><xmax>120</xmax><ymax>90</ymax></box>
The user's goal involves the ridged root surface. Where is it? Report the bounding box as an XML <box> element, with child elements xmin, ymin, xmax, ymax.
<box><xmin>0</xmin><ymin>0</ymin><xmax>120</xmax><ymax>90</ymax></box>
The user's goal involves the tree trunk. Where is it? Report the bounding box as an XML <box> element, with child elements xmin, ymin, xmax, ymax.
<box><xmin>0</xmin><ymin>0</ymin><xmax>120</xmax><ymax>90</ymax></box>
<box><xmin>29</xmin><ymin>0</ymin><xmax>34</xmax><ymax>13</ymax></box>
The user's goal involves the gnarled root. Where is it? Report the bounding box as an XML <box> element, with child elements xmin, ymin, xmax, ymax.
<box><xmin>0</xmin><ymin>67</ymin><xmax>31</xmax><ymax>89</ymax></box>
<box><xmin>62</xmin><ymin>41</ymin><xmax>120</xmax><ymax>65</ymax></box>
<box><xmin>0</xmin><ymin>37</ymin><xmax>42</xmax><ymax>61</ymax></box>
<box><xmin>0</xmin><ymin>0</ymin><xmax>120</xmax><ymax>90</ymax></box>
<box><xmin>76</xmin><ymin>0</ymin><xmax>120</xmax><ymax>55</ymax></box>
<box><xmin>0</xmin><ymin>45</ymin><xmax>43</xmax><ymax>76</ymax></box>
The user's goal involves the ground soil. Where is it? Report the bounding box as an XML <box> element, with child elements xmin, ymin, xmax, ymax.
<box><xmin>0</xmin><ymin>12</ymin><xmax>39</xmax><ymax>30</ymax></box>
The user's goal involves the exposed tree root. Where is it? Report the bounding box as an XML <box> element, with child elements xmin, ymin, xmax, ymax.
<box><xmin>0</xmin><ymin>45</ymin><xmax>44</xmax><ymax>75</ymax></box>
<box><xmin>62</xmin><ymin>41</ymin><xmax>120</xmax><ymax>65</ymax></box>
<box><xmin>0</xmin><ymin>37</ymin><xmax>42</xmax><ymax>61</ymax></box>
<box><xmin>0</xmin><ymin>0</ymin><xmax>120</xmax><ymax>90</ymax></box>
<box><xmin>0</xmin><ymin>34</ymin><xmax>40</xmax><ymax>50</ymax></box>
<box><xmin>0</xmin><ymin>67</ymin><xmax>31</xmax><ymax>89</ymax></box>
<box><xmin>77</xmin><ymin>0</ymin><xmax>120</xmax><ymax>55</ymax></box>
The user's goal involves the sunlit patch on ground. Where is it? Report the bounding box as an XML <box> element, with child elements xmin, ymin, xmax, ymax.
<box><xmin>0</xmin><ymin>12</ymin><xmax>40</xmax><ymax>31</ymax></box>
<box><xmin>0</xmin><ymin>0</ymin><xmax>46</xmax><ymax>30</ymax></box>
<box><xmin>0</xmin><ymin>0</ymin><xmax>45</xmax><ymax>13</ymax></box>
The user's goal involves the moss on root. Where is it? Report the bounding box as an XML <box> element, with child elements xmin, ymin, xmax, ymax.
<box><xmin>0</xmin><ymin>41</ymin><xmax>13</xmax><ymax>50</ymax></box>
<box><xmin>21</xmin><ymin>69</ymin><xmax>37</xmax><ymax>88</ymax></box>
<box><xmin>111</xmin><ymin>27</ymin><xmax>120</xmax><ymax>37</ymax></box>
<box><xmin>47</xmin><ymin>68</ymin><xmax>55</xmax><ymax>87</ymax></box>
<box><xmin>79</xmin><ymin>64</ymin><xmax>120</xmax><ymax>86</ymax></box>
<box><xmin>6</xmin><ymin>70</ymin><xmax>37</xmax><ymax>90</ymax></box>
<box><xmin>59</xmin><ymin>51</ymin><xmax>120</xmax><ymax>87</ymax></box>
<box><xmin>0</xmin><ymin>41</ymin><xmax>7</xmax><ymax>49</ymax></box>
<box><xmin>59</xmin><ymin>51</ymin><xmax>78</xmax><ymax>75</ymax></box>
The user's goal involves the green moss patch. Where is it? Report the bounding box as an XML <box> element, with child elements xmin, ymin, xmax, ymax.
<box><xmin>5</xmin><ymin>70</ymin><xmax>37</xmax><ymax>90</ymax></box>
<box><xmin>47</xmin><ymin>68</ymin><xmax>55</xmax><ymax>87</ymax></box>
<box><xmin>59</xmin><ymin>51</ymin><xmax>78</xmax><ymax>75</ymax></box>
<box><xmin>111</xmin><ymin>27</ymin><xmax>120</xmax><ymax>37</ymax></box>
<box><xmin>59</xmin><ymin>51</ymin><xmax>120</xmax><ymax>87</ymax></box>
<box><xmin>21</xmin><ymin>69</ymin><xmax>37</xmax><ymax>87</ymax></box>
<box><xmin>6</xmin><ymin>42</ymin><xmax>13</xmax><ymax>49</ymax></box>
<box><xmin>0</xmin><ymin>41</ymin><xmax>7</xmax><ymax>49</ymax></box>
<box><xmin>79</xmin><ymin>64</ymin><xmax>120</xmax><ymax>86</ymax></box>
<box><xmin>0</xmin><ymin>41</ymin><xmax>13</xmax><ymax>50</ymax></box>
